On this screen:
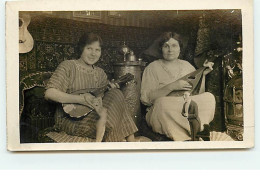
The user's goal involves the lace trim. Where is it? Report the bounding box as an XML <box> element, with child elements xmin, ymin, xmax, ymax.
<box><xmin>73</xmin><ymin>60</ymin><xmax>97</xmax><ymax>75</ymax></box>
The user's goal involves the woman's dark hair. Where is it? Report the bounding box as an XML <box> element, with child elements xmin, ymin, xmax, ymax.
<box><xmin>77</xmin><ymin>32</ymin><xmax>103</xmax><ymax>58</ymax></box>
<box><xmin>158</xmin><ymin>31</ymin><xmax>183</xmax><ymax>54</ymax></box>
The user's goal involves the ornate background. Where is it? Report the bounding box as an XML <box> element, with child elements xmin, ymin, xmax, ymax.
<box><xmin>19</xmin><ymin>10</ymin><xmax>242</xmax><ymax>142</ymax></box>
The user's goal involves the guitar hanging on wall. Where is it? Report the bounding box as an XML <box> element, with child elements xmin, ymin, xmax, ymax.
<box><xmin>19</xmin><ymin>14</ymin><xmax>34</xmax><ymax>53</ymax></box>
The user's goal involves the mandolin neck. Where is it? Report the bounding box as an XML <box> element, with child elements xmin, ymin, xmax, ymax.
<box><xmin>70</xmin><ymin>85</ymin><xmax>108</xmax><ymax>97</ymax></box>
<box><xmin>69</xmin><ymin>73</ymin><xmax>134</xmax><ymax>97</ymax></box>
<box><xmin>90</xmin><ymin>85</ymin><xmax>109</xmax><ymax>97</ymax></box>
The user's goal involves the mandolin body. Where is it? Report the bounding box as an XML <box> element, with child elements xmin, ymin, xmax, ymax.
<box><xmin>168</xmin><ymin>67</ymin><xmax>206</xmax><ymax>97</ymax></box>
<box><xmin>63</xmin><ymin>102</ymin><xmax>94</xmax><ymax>119</ymax></box>
<box><xmin>62</xmin><ymin>73</ymin><xmax>134</xmax><ymax>118</ymax></box>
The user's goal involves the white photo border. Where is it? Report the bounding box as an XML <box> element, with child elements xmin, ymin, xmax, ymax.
<box><xmin>6</xmin><ymin>0</ymin><xmax>254</xmax><ymax>151</ymax></box>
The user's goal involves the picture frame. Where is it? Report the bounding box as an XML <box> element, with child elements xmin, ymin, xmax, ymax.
<box><xmin>108</xmin><ymin>11</ymin><xmax>123</xmax><ymax>18</ymax></box>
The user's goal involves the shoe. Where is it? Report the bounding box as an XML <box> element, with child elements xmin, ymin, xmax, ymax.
<box><xmin>135</xmin><ymin>136</ymin><xmax>152</xmax><ymax>142</ymax></box>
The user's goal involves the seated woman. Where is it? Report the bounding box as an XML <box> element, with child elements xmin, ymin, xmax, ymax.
<box><xmin>44</xmin><ymin>32</ymin><xmax>139</xmax><ymax>142</ymax></box>
<box><xmin>141</xmin><ymin>32</ymin><xmax>215</xmax><ymax>141</ymax></box>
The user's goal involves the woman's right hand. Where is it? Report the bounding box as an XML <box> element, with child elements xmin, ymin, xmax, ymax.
<box><xmin>149</xmin><ymin>79</ymin><xmax>192</xmax><ymax>103</ymax></box>
<box><xmin>170</xmin><ymin>79</ymin><xmax>192</xmax><ymax>91</ymax></box>
<box><xmin>79</xmin><ymin>93</ymin><xmax>95</xmax><ymax>108</ymax></box>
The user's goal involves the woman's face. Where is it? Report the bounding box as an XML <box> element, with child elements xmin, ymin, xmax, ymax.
<box><xmin>162</xmin><ymin>38</ymin><xmax>180</xmax><ymax>61</ymax></box>
<box><xmin>80</xmin><ymin>41</ymin><xmax>101</xmax><ymax>65</ymax></box>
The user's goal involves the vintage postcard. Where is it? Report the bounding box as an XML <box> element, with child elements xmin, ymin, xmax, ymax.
<box><xmin>6</xmin><ymin>0</ymin><xmax>254</xmax><ymax>151</ymax></box>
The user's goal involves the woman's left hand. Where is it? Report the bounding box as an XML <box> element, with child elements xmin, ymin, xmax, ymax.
<box><xmin>203</xmin><ymin>68</ymin><xmax>213</xmax><ymax>76</ymax></box>
<box><xmin>109</xmin><ymin>80</ymin><xmax>120</xmax><ymax>89</ymax></box>
<box><xmin>92</xmin><ymin>97</ymin><xmax>103</xmax><ymax>108</ymax></box>
<box><xmin>203</xmin><ymin>60</ymin><xmax>214</xmax><ymax>76</ymax></box>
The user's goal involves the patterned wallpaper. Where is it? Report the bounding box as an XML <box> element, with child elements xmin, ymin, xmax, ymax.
<box><xmin>19</xmin><ymin>15</ymin><xmax>162</xmax><ymax>79</ymax></box>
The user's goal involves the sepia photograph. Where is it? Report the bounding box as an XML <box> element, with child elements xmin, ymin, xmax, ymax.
<box><xmin>6</xmin><ymin>0</ymin><xmax>254</xmax><ymax>151</ymax></box>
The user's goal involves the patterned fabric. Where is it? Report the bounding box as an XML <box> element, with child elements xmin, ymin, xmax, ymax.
<box><xmin>19</xmin><ymin>72</ymin><xmax>53</xmax><ymax>117</ymax></box>
<box><xmin>195</xmin><ymin>15</ymin><xmax>211</xmax><ymax>56</ymax></box>
<box><xmin>46</xmin><ymin>60</ymin><xmax>138</xmax><ymax>142</ymax></box>
<box><xmin>183</xmin><ymin>24</ymin><xmax>199</xmax><ymax>67</ymax></box>
<box><xmin>19</xmin><ymin>72</ymin><xmax>56</xmax><ymax>143</ymax></box>
<box><xmin>141</xmin><ymin>59</ymin><xmax>215</xmax><ymax>141</ymax></box>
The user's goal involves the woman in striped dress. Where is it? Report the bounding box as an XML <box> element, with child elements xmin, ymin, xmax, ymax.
<box><xmin>44</xmin><ymin>32</ymin><xmax>138</xmax><ymax>142</ymax></box>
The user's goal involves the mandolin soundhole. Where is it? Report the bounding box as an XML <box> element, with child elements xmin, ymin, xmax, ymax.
<box><xmin>188</xmin><ymin>75</ymin><xmax>196</xmax><ymax>80</ymax></box>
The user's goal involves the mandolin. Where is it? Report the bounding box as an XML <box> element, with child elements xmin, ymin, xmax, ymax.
<box><xmin>168</xmin><ymin>51</ymin><xmax>223</xmax><ymax>97</ymax></box>
<box><xmin>19</xmin><ymin>13</ymin><xmax>34</xmax><ymax>53</ymax></box>
<box><xmin>62</xmin><ymin>73</ymin><xmax>134</xmax><ymax>118</ymax></box>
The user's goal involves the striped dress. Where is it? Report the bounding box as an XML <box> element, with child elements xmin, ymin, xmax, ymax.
<box><xmin>46</xmin><ymin>60</ymin><xmax>138</xmax><ymax>142</ymax></box>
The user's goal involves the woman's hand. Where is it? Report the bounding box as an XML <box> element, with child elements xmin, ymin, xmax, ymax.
<box><xmin>203</xmin><ymin>68</ymin><xmax>213</xmax><ymax>76</ymax></box>
<box><xmin>92</xmin><ymin>97</ymin><xmax>102</xmax><ymax>108</ymax></box>
<box><xmin>79</xmin><ymin>93</ymin><xmax>95</xmax><ymax>108</ymax></box>
<box><xmin>203</xmin><ymin>60</ymin><xmax>214</xmax><ymax>76</ymax></box>
<box><xmin>80</xmin><ymin>94</ymin><xmax>106</xmax><ymax>115</ymax></box>
<box><xmin>84</xmin><ymin>95</ymin><xmax>106</xmax><ymax>117</ymax></box>
<box><xmin>108</xmin><ymin>79</ymin><xmax>120</xmax><ymax>89</ymax></box>
<box><xmin>96</xmin><ymin>107</ymin><xmax>107</xmax><ymax>118</ymax></box>
<box><xmin>171</xmin><ymin>80</ymin><xmax>192</xmax><ymax>91</ymax></box>
<box><xmin>92</xmin><ymin>97</ymin><xmax>107</xmax><ymax>117</ymax></box>
<box><xmin>149</xmin><ymin>79</ymin><xmax>191</xmax><ymax>103</ymax></box>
